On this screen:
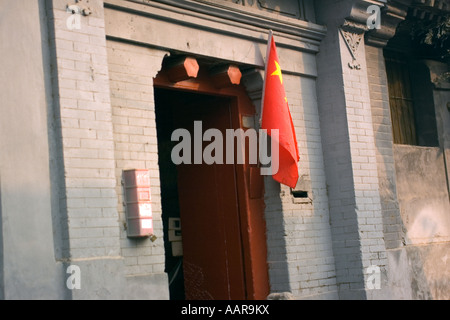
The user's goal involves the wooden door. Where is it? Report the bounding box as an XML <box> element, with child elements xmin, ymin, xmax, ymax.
<box><xmin>172</xmin><ymin>94</ymin><xmax>247</xmax><ymax>300</ymax></box>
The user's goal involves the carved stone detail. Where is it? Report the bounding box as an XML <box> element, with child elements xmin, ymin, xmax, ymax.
<box><xmin>339</xmin><ymin>0</ymin><xmax>412</xmax><ymax>68</ymax></box>
<box><xmin>340</xmin><ymin>20</ymin><xmax>367</xmax><ymax>70</ymax></box>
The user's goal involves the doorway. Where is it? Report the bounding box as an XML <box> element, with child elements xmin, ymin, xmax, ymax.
<box><xmin>154</xmin><ymin>62</ymin><xmax>270</xmax><ymax>300</ymax></box>
<box><xmin>155</xmin><ymin>88</ymin><xmax>247</xmax><ymax>299</ymax></box>
<box><xmin>155</xmin><ymin>85</ymin><xmax>270</xmax><ymax>300</ymax></box>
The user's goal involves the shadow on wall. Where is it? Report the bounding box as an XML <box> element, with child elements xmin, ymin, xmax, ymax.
<box><xmin>263</xmin><ymin>178</ymin><xmax>292</xmax><ymax>295</ymax></box>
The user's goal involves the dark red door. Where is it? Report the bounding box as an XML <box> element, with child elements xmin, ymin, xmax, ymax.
<box><xmin>173</xmin><ymin>94</ymin><xmax>246</xmax><ymax>300</ymax></box>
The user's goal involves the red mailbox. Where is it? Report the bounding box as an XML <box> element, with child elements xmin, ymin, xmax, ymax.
<box><xmin>122</xmin><ymin>169</ymin><xmax>153</xmax><ymax>238</ymax></box>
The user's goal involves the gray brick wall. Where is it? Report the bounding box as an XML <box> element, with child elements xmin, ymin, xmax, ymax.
<box><xmin>50</xmin><ymin>0</ymin><xmax>121</xmax><ymax>260</ymax></box>
<box><xmin>342</xmin><ymin>45</ymin><xmax>387</xmax><ymax>274</ymax></box>
<box><xmin>264</xmin><ymin>73</ymin><xmax>337</xmax><ymax>298</ymax></box>
<box><xmin>106</xmin><ymin>40</ymin><xmax>167</xmax><ymax>276</ymax></box>
<box><xmin>48</xmin><ymin>0</ymin><xmax>395</xmax><ymax>299</ymax></box>
<box><xmin>365</xmin><ymin>45</ymin><xmax>404</xmax><ymax>250</ymax></box>
<box><xmin>315</xmin><ymin>23</ymin><xmax>388</xmax><ymax>297</ymax></box>
<box><xmin>104</xmin><ymin>37</ymin><xmax>338</xmax><ymax>297</ymax></box>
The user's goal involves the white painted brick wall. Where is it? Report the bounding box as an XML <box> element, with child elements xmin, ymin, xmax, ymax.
<box><xmin>340</xmin><ymin>33</ymin><xmax>388</xmax><ymax>283</ymax></box>
<box><xmin>103</xmin><ymin>39</ymin><xmax>339</xmax><ymax>295</ymax></box>
<box><xmin>264</xmin><ymin>73</ymin><xmax>337</xmax><ymax>298</ymax></box>
<box><xmin>50</xmin><ymin>1</ymin><xmax>387</xmax><ymax>296</ymax></box>
<box><xmin>106</xmin><ymin>40</ymin><xmax>167</xmax><ymax>276</ymax></box>
<box><xmin>365</xmin><ymin>45</ymin><xmax>404</xmax><ymax>250</ymax></box>
<box><xmin>315</xmin><ymin>24</ymin><xmax>389</xmax><ymax>295</ymax></box>
<box><xmin>50</xmin><ymin>0</ymin><xmax>121</xmax><ymax>259</ymax></box>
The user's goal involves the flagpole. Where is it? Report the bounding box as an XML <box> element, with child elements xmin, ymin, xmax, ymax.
<box><xmin>259</xmin><ymin>29</ymin><xmax>273</xmax><ymax>127</ymax></box>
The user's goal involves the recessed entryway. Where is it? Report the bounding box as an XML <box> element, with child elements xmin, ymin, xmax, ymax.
<box><xmin>154</xmin><ymin>59</ymin><xmax>270</xmax><ymax>300</ymax></box>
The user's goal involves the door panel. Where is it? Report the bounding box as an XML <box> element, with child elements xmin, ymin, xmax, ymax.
<box><xmin>173</xmin><ymin>95</ymin><xmax>246</xmax><ymax>300</ymax></box>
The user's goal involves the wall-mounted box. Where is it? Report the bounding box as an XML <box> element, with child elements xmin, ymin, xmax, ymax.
<box><xmin>122</xmin><ymin>169</ymin><xmax>153</xmax><ymax>238</ymax></box>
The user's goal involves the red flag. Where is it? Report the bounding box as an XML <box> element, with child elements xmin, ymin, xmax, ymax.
<box><xmin>261</xmin><ymin>32</ymin><xmax>300</xmax><ymax>188</ymax></box>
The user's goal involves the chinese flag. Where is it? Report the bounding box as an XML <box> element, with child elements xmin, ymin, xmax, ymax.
<box><xmin>261</xmin><ymin>32</ymin><xmax>300</xmax><ymax>188</ymax></box>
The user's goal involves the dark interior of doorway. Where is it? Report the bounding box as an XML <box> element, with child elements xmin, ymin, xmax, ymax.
<box><xmin>155</xmin><ymin>88</ymin><xmax>189</xmax><ymax>300</ymax></box>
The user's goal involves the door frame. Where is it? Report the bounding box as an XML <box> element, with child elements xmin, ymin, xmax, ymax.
<box><xmin>154</xmin><ymin>64</ymin><xmax>270</xmax><ymax>300</ymax></box>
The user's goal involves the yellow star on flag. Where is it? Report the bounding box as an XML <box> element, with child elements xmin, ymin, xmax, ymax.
<box><xmin>271</xmin><ymin>60</ymin><xmax>283</xmax><ymax>84</ymax></box>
